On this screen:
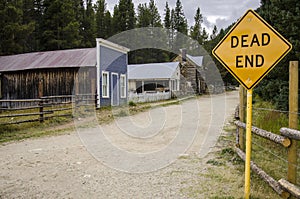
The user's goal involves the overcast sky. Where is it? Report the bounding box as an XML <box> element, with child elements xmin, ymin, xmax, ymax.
<box><xmin>105</xmin><ymin>0</ymin><xmax>261</xmax><ymax>34</ymax></box>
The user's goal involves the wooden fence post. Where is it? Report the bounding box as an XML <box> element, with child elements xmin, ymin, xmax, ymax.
<box><xmin>239</xmin><ymin>85</ymin><xmax>246</xmax><ymax>150</ymax></box>
<box><xmin>287</xmin><ymin>61</ymin><xmax>298</xmax><ymax>186</ymax></box>
<box><xmin>91</xmin><ymin>78</ymin><xmax>96</xmax><ymax>106</ymax></box>
<box><xmin>38</xmin><ymin>78</ymin><xmax>44</xmax><ymax>123</ymax></box>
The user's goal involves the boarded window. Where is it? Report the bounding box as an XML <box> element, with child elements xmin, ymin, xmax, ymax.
<box><xmin>120</xmin><ymin>74</ymin><xmax>126</xmax><ymax>98</ymax></box>
<box><xmin>102</xmin><ymin>72</ymin><xmax>109</xmax><ymax>98</ymax></box>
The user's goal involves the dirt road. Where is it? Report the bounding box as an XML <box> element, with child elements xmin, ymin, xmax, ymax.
<box><xmin>0</xmin><ymin>91</ymin><xmax>239</xmax><ymax>198</ymax></box>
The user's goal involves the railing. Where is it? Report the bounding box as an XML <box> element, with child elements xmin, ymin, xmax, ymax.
<box><xmin>128</xmin><ymin>92</ymin><xmax>171</xmax><ymax>103</ymax></box>
<box><xmin>0</xmin><ymin>94</ymin><xmax>96</xmax><ymax>125</ymax></box>
<box><xmin>235</xmin><ymin>119</ymin><xmax>300</xmax><ymax>198</ymax></box>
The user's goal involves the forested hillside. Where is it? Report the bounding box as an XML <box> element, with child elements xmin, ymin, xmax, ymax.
<box><xmin>0</xmin><ymin>0</ymin><xmax>210</xmax><ymax>58</ymax></box>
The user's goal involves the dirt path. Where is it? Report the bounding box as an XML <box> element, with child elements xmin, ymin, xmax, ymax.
<box><xmin>0</xmin><ymin>91</ymin><xmax>240</xmax><ymax>198</ymax></box>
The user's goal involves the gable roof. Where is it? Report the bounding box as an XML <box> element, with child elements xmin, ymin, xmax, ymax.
<box><xmin>187</xmin><ymin>54</ymin><xmax>203</xmax><ymax>67</ymax></box>
<box><xmin>97</xmin><ymin>38</ymin><xmax>130</xmax><ymax>53</ymax></box>
<box><xmin>0</xmin><ymin>48</ymin><xmax>96</xmax><ymax>72</ymax></box>
<box><xmin>128</xmin><ymin>62</ymin><xmax>180</xmax><ymax>80</ymax></box>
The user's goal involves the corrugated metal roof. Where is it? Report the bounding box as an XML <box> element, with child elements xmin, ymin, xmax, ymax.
<box><xmin>187</xmin><ymin>54</ymin><xmax>203</xmax><ymax>67</ymax></box>
<box><xmin>0</xmin><ymin>48</ymin><xmax>96</xmax><ymax>72</ymax></box>
<box><xmin>128</xmin><ymin>62</ymin><xmax>180</xmax><ymax>80</ymax></box>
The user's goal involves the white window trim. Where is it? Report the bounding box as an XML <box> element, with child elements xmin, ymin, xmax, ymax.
<box><xmin>120</xmin><ymin>74</ymin><xmax>127</xmax><ymax>98</ymax></box>
<box><xmin>102</xmin><ymin>71</ymin><xmax>110</xmax><ymax>98</ymax></box>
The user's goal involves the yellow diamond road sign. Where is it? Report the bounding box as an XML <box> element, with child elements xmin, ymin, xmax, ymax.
<box><xmin>212</xmin><ymin>9</ymin><xmax>292</xmax><ymax>90</ymax></box>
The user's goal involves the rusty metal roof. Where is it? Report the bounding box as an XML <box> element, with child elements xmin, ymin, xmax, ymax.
<box><xmin>0</xmin><ymin>48</ymin><xmax>96</xmax><ymax>72</ymax></box>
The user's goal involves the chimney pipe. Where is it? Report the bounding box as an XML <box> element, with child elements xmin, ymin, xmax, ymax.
<box><xmin>181</xmin><ymin>48</ymin><xmax>187</xmax><ymax>62</ymax></box>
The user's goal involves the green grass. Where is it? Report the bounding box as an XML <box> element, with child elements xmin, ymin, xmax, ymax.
<box><xmin>250</xmin><ymin>96</ymin><xmax>300</xmax><ymax>185</ymax></box>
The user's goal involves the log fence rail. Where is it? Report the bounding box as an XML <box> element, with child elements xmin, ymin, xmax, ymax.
<box><xmin>235</xmin><ymin>119</ymin><xmax>300</xmax><ymax>198</ymax></box>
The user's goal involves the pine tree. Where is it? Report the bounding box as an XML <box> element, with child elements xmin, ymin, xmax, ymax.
<box><xmin>0</xmin><ymin>0</ymin><xmax>35</xmax><ymax>55</ymax></box>
<box><xmin>103</xmin><ymin>11</ymin><xmax>112</xmax><ymax>38</ymax></box>
<box><xmin>31</xmin><ymin>0</ymin><xmax>44</xmax><ymax>51</ymax></box>
<box><xmin>210</xmin><ymin>25</ymin><xmax>218</xmax><ymax>40</ymax></box>
<box><xmin>148</xmin><ymin>0</ymin><xmax>161</xmax><ymax>27</ymax></box>
<box><xmin>201</xmin><ymin>27</ymin><xmax>208</xmax><ymax>43</ymax></box>
<box><xmin>137</xmin><ymin>3</ymin><xmax>151</xmax><ymax>28</ymax></box>
<box><xmin>190</xmin><ymin>7</ymin><xmax>203</xmax><ymax>44</ymax></box>
<box><xmin>170</xmin><ymin>9</ymin><xmax>176</xmax><ymax>46</ymax></box>
<box><xmin>137</xmin><ymin>0</ymin><xmax>161</xmax><ymax>28</ymax></box>
<box><xmin>117</xmin><ymin>0</ymin><xmax>135</xmax><ymax>31</ymax></box>
<box><xmin>174</xmin><ymin>0</ymin><xmax>188</xmax><ymax>34</ymax></box>
<box><xmin>82</xmin><ymin>0</ymin><xmax>96</xmax><ymax>47</ymax></box>
<box><xmin>74</xmin><ymin>0</ymin><xmax>85</xmax><ymax>47</ymax></box>
<box><xmin>95</xmin><ymin>0</ymin><xmax>106</xmax><ymax>38</ymax></box>
<box><xmin>41</xmin><ymin>0</ymin><xmax>82</xmax><ymax>50</ymax></box>
<box><xmin>112</xmin><ymin>5</ymin><xmax>120</xmax><ymax>34</ymax></box>
<box><xmin>164</xmin><ymin>2</ymin><xmax>171</xmax><ymax>29</ymax></box>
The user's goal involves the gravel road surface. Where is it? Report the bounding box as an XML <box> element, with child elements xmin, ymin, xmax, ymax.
<box><xmin>0</xmin><ymin>91</ymin><xmax>239</xmax><ymax>198</ymax></box>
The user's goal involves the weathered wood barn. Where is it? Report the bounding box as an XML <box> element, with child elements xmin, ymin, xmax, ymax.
<box><xmin>0</xmin><ymin>39</ymin><xmax>130</xmax><ymax>107</ymax></box>
<box><xmin>128</xmin><ymin>62</ymin><xmax>180</xmax><ymax>93</ymax></box>
<box><xmin>173</xmin><ymin>49</ymin><xmax>207</xmax><ymax>94</ymax></box>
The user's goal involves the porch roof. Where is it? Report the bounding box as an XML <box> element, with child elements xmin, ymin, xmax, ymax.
<box><xmin>128</xmin><ymin>62</ymin><xmax>180</xmax><ymax>80</ymax></box>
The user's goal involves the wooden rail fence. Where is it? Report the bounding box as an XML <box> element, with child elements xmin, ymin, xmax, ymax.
<box><xmin>235</xmin><ymin>119</ymin><xmax>300</xmax><ymax>198</ymax></box>
<box><xmin>235</xmin><ymin>61</ymin><xmax>300</xmax><ymax>198</ymax></box>
<box><xmin>0</xmin><ymin>94</ymin><xmax>96</xmax><ymax>125</ymax></box>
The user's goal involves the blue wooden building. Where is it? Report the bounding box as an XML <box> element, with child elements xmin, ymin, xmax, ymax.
<box><xmin>96</xmin><ymin>39</ymin><xmax>130</xmax><ymax>107</ymax></box>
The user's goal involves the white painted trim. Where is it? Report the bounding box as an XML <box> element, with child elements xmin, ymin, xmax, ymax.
<box><xmin>111</xmin><ymin>73</ymin><xmax>119</xmax><ymax>106</ymax></box>
<box><xmin>102</xmin><ymin>71</ymin><xmax>110</xmax><ymax>98</ymax></box>
<box><xmin>96</xmin><ymin>38</ymin><xmax>130</xmax><ymax>54</ymax></box>
<box><xmin>120</xmin><ymin>74</ymin><xmax>127</xmax><ymax>98</ymax></box>
<box><xmin>96</xmin><ymin>41</ymin><xmax>101</xmax><ymax>108</ymax></box>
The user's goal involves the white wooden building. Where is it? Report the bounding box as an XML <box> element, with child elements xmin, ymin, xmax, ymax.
<box><xmin>128</xmin><ymin>62</ymin><xmax>181</xmax><ymax>94</ymax></box>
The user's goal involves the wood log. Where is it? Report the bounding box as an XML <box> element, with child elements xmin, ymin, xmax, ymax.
<box><xmin>40</xmin><ymin>95</ymin><xmax>73</xmax><ymax>99</ymax></box>
<box><xmin>236</xmin><ymin>147</ymin><xmax>290</xmax><ymax>198</ymax></box>
<box><xmin>0</xmin><ymin>106</ymin><xmax>41</xmax><ymax>111</ymax></box>
<box><xmin>0</xmin><ymin>99</ymin><xmax>41</xmax><ymax>103</ymax></box>
<box><xmin>279</xmin><ymin>178</ymin><xmax>300</xmax><ymax>198</ymax></box>
<box><xmin>0</xmin><ymin>111</ymin><xmax>53</xmax><ymax>118</ymax></box>
<box><xmin>280</xmin><ymin>127</ymin><xmax>300</xmax><ymax>141</ymax></box>
<box><xmin>235</xmin><ymin>121</ymin><xmax>291</xmax><ymax>147</ymax></box>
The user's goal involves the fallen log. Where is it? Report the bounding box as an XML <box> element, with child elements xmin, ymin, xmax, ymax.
<box><xmin>235</xmin><ymin>147</ymin><xmax>290</xmax><ymax>198</ymax></box>
<box><xmin>235</xmin><ymin>121</ymin><xmax>291</xmax><ymax>147</ymax></box>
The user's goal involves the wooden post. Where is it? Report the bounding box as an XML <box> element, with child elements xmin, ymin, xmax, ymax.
<box><xmin>91</xmin><ymin>78</ymin><xmax>96</xmax><ymax>106</ymax></box>
<box><xmin>288</xmin><ymin>61</ymin><xmax>298</xmax><ymax>186</ymax></box>
<box><xmin>75</xmin><ymin>73</ymin><xmax>79</xmax><ymax>105</ymax></box>
<box><xmin>239</xmin><ymin>85</ymin><xmax>246</xmax><ymax>150</ymax></box>
<box><xmin>38</xmin><ymin>78</ymin><xmax>44</xmax><ymax>123</ymax></box>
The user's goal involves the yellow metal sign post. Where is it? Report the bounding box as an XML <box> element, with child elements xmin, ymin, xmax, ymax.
<box><xmin>245</xmin><ymin>89</ymin><xmax>252</xmax><ymax>198</ymax></box>
<box><xmin>212</xmin><ymin>9</ymin><xmax>292</xmax><ymax>198</ymax></box>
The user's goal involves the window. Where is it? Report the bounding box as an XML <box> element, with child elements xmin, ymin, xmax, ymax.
<box><xmin>102</xmin><ymin>71</ymin><xmax>109</xmax><ymax>98</ymax></box>
<box><xmin>120</xmin><ymin>74</ymin><xmax>126</xmax><ymax>98</ymax></box>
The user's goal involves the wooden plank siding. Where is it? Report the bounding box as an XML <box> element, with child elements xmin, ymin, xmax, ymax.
<box><xmin>1</xmin><ymin>67</ymin><xmax>96</xmax><ymax>100</ymax></box>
